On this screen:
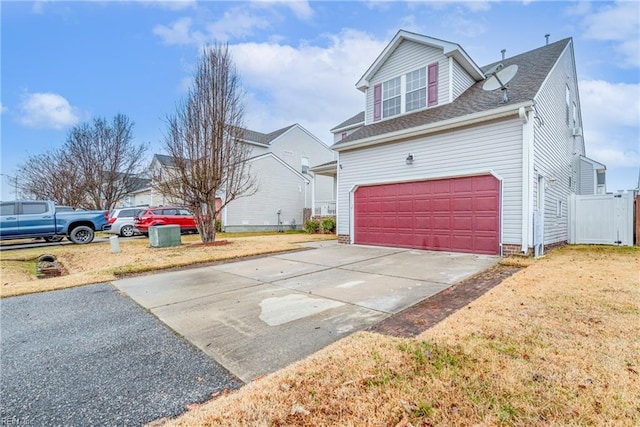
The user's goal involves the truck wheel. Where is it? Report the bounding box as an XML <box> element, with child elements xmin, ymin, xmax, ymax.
<box><xmin>44</xmin><ymin>236</ymin><xmax>64</xmax><ymax>243</ymax></box>
<box><xmin>69</xmin><ymin>226</ymin><xmax>94</xmax><ymax>244</ymax></box>
<box><xmin>120</xmin><ymin>225</ymin><xmax>135</xmax><ymax>237</ymax></box>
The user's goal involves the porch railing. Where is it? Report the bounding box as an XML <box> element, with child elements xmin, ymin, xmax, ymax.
<box><xmin>314</xmin><ymin>200</ymin><xmax>336</xmax><ymax>217</ymax></box>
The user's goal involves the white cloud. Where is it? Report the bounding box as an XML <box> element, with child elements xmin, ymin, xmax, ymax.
<box><xmin>250</xmin><ymin>0</ymin><xmax>314</xmax><ymax>20</ymax></box>
<box><xmin>0</xmin><ymin>102</ymin><xmax>7</xmax><ymax>114</ymax></box>
<box><xmin>229</xmin><ymin>29</ymin><xmax>387</xmax><ymax>143</ymax></box>
<box><xmin>153</xmin><ymin>17</ymin><xmax>205</xmax><ymax>45</ymax></box>
<box><xmin>581</xmin><ymin>1</ymin><xmax>640</xmax><ymax>67</ymax></box>
<box><xmin>411</xmin><ymin>0</ymin><xmax>492</xmax><ymax>12</ymax></box>
<box><xmin>141</xmin><ymin>0</ymin><xmax>196</xmax><ymax>11</ymax></box>
<box><xmin>580</xmin><ymin>79</ymin><xmax>640</xmax><ymax>169</ymax></box>
<box><xmin>206</xmin><ymin>8</ymin><xmax>271</xmax><ymax>41</ymax></box>
<box><xmin>580</xmin><ymin>80</ymin><xmax>639</xmax><ymax>128</ymax></box>
<box><xmin>18</xmin><ymin>92</ymin><xmax>80</xmax><ymax>130</ymax></box>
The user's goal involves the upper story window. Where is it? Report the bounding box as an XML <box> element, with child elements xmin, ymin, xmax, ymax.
<box><xmin>406</xmin><ymin>67</ymin><xmax>426</xmax><ymax>112</ymax></box>
<box><xmin>373</xmin><ymin>62</ymin><xmax>439</xmax><ymax>122</ymax></box>
<box><xmin>572</xmin><ymin>101</ymin><xmax>577</xmax><ymax>127</ymax></box>
<box><xmin>341</xmin><ymin>132</ymin><xmax>347</xmax><ymax>140</ymax></box>
<box><xmin>382</xmin><ymin>76</ymin><xmax>401</xmax><ymax>118</ymax></box>
<box><xmin>301</xmin><ymin>157</ymin><xmax>310</xmax><ymax>174</ymax></box>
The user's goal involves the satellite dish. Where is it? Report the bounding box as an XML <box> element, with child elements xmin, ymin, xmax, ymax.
<box><xmin>484</xmin><ymin>62</ymin><xmax>504</xmax><ymax>76</ymax></box>
<box><xmin>482</xmin><ymin>64</ymin><xmax>518</xmax><ymax>102</ymax></box>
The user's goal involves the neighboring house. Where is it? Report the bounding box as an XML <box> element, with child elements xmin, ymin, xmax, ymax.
<box><xmin>330</xmin><ymin>30</ymin><xmax>606</xmax><ymax>256</ymax></box>
<box><xmin>121</xmin><ymin>123</ymin><xmax>334</xmax><ymax>231</ymax></box>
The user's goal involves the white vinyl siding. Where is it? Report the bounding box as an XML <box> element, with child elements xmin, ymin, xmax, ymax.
<box><xmin>224</xmin><ymin>156</ymin><xmax>307</xmax><ymax>230</ymax></box>
<box><xmin>532</xmin><ymin>42</ymin><xmax>580</xmax><ymax>245</ymax></box>
<box><xmin>451</xmin><ymin>59</ymin><xmax>476</xmax><ymax>100</ymax></box>
<box><xmin>267</xmin><ymin>125</ymin><xmax>335</xmax><ymax>201</ymax></box>
<box><xmin>365</xmin><ymin>40</ymin><xmax>449</xmax><ymax>124</ymax></box>
<box><xmin>337</xmin><ymin>118</ymin><xmax>523</xmax><ymax>245</ymax></box>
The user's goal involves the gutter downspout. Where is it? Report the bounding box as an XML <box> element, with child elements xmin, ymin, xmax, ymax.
<box><xmin>519</xmin><ymin>106</ymin><xmax>534</xmax><ymax>254</ymax></box>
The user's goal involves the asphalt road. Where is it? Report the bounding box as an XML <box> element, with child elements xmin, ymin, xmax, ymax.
<box><xmin>0</xmin><ymin>283</ymin><xmax>242</xmax><ymax>426</ymax></box>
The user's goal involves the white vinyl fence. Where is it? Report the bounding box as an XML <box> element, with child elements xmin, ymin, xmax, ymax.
<box><xmin>568</xmin><ymin>193</ymin><xmax>634</xmax><ymax>246</ymax></box>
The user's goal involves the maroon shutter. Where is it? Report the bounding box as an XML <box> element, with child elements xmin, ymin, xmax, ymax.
<box><xmin>373</xmin><ymin>84</ymin><xmax>382</xmax><ymax>121</ymax></box>
<box><xmin>428</xmin><ymin>63</ymin><xmax>438</xmax><ymax>107</ymax></box>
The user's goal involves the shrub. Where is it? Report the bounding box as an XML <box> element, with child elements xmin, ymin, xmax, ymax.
<box><xmin>321</xmin><ymin>217</ymin><xmax>336</xmax><ymax>233</ymax></box>
<box><xmin>304</xmin><ymin>219</ymin><xmax>320</xmax><ymax>234</ymax></box>
<box><xmin>215</xmin><ymin>219</ymin><xmax>222</xmax><ymax>232</ymax></box>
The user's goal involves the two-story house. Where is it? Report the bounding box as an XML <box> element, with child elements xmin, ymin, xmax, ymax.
<box><xmin>122</xmin><ymin>123</ymin><xmax>335</xmax><ymax>231</ymax></box>
<box><xmin>330</xmin><ymin>30</ymin><xmax>606</xmax><ymax>256</ymax></box>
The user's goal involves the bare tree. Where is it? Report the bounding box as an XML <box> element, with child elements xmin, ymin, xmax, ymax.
<box><xmin>17</xmin><ymin>148</ymin><xmax>87</xmax><ymax>208</ymax></box>
<box><xmin>154</xmin><ymin>43</ymin><xmax>256</xmax><ymax>243</ymax></box>
<box><xmin>66</xmin><ymin>114</ymin><xmax>148</xmax><ymax>210</ymax></box>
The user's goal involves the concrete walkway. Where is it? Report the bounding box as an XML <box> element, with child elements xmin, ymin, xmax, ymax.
<box><xmin>113</xmin><ymin>241</ymin><xmax>498</xmax><ymax>383</ymax></box>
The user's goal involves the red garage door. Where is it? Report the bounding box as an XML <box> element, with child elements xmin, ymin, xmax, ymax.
<box><xmin>354</xmin><ymin>175</ymin><xmax>500</xmax><ymax>255</ymax></box>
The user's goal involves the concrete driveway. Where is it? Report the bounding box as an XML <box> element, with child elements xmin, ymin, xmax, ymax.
<box><xmin>113</xmin><ymin>241</ymin><xmax>498</xmax><ymax>383</ymax></box>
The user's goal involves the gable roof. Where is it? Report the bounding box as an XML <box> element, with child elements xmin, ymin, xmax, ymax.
<box><xmin>334</xmin><ymin>37</ymin><xmax>572</xmax><ymax>151</ymax></box>
<box><xmin>356</xmin><ymin>30</ymin><xmax>485</xmax><ymax>91</ymax></box>
<box><xmin>330</xmin><ymin>111</ymin><xmax>365</xmax><ymax>133</ymax></box>
<box><xmin>247</xmin><ymin>152</ymin><xmax>310</xmax><ymax>183</ymax></box>
<box><xmin>238</xmin><ymin>124</ymin><xmax>297</xmax><ymax>145</ymax></box>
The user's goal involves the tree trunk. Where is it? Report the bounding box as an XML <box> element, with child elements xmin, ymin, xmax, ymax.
<box><xmin>195</xmin><ymin>202</ymin><xmax>217</xmax><ymax>243</ymax></box>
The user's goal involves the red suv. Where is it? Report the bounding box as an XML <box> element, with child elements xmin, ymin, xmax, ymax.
<box><xmin>134</xmin><ymin>207</ymin><xmax>198</xmax><ymax>235</ymax></box>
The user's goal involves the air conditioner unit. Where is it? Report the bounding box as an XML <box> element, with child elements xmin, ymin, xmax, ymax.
<box><xmin>572</xmin><ymin>127</ymin><xmax>583</xmax><ymax>137</ymax></box>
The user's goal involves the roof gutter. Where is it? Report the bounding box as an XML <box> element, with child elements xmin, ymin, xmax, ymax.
<box><xmin>333</xmin><ymin>101</ymin><xmax>534</xmax><ymax>152</ymax></box>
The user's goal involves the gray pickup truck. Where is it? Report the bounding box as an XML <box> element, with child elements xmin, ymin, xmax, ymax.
<box><xmin>0</xmin><ymin>200</ymin><xmax>109</xmax><ymax>244</ymax></box>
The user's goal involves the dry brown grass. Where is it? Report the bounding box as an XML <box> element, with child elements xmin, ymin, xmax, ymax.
<box><xmin>159</xmin><ymin>245</ymin><xmax>640</xmax><ymax>427</ymax></box>
<box><xmin>0</xmin><ymin>233</ymin><xmax>336</xmax><ymax>298</ymax></box>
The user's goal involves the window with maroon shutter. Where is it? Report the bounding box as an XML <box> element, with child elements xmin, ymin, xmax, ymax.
<box><xmin>428</xmin><ymin>62</ymin><xmax>439</xmax><ymax>106</ymax></box>
<box><xmin>373</xmin><ymin>84</ymin><xmax>382</xmax><ymax>121</ymax></box>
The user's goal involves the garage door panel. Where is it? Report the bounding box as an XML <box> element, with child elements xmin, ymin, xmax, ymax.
<box><xmin>354</xmin><ymin>175</ymin><xmax>500</xmax><ymax>255</ymax></box>
<box><xmin>415</xmin><ymin>216</ymin><xmax>431</xmax><ymax>230</ymax></box>
<box><xmin>475</xmin><ymin>195</ymin><xmax>499</xmax><ymax>211</ymax></box>
<box><xmin>433</xmin><ymin>216</ymin><xmax>451</xmax><ymax>230</ymax></box>
<box><xmin>476</xmin><ymin>216</ymin><xmax>498</xmax><ymax>231</ymax></box>
<box><xmin>397</xmin><ymin>215</ymin><xmax>414</xmax><ymax>229</ymax></box>
<box><xmin>452</xmin><ymin>197</ymin><xmax>473</xmax><ymax>211</ymax></box>
<box><xmin>397</xmin><ymin>200</ymin><xmax>413</xmax><ymax>213</ymax></box>
<box><xmin>452</xmin><ymin>216</ymin><xmax>473</xmax><ymax>230</ymax></box>
<box><xmin>432</xmin><ymin>198</ymin><xmax>450</xmax><ymax>211</ymax></box>
<box><xmin>452</xmin><ymin>234</ymin><xmax>473</xmax><ymax>250</ymax></box>
<box><xmin>431</xmin><ymin>180</ymin><xmax>451</xmax><ymax>194</ymax></box>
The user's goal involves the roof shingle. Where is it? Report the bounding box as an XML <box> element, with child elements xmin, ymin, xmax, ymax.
<box><xmin>333</xmin><ymin>38</ymin><xmax>571</xmax><ymax>149</ymax></box>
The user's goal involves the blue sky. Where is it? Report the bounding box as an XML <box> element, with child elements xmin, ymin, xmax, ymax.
<box><xmin>1</xmin><ymin>0</ymin><xmax>638</xmax><ymax>199</ymax></box>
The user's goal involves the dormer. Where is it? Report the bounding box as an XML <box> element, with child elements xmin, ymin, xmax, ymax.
<box><xmin>357</xmin><ymin>30</ymin><xmax>485</xmax><ymax>125</ymax></box>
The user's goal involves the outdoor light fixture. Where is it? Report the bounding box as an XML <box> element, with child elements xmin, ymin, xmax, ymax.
<box><xmin>406</xmin><ymin>154</ymin><xmax>414</xmax><ymax>165</ymax></box>
<box><xmin>547</xmin><ymin>176</ymin><xmax>558</xmax><ymax>186</ymax></box>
